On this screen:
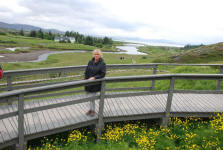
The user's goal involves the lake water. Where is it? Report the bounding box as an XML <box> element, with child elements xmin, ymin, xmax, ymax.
<box><xmin>116</xmin><ymin>44</ymin><xmax>146</xmax><ymax>55</ymax></box>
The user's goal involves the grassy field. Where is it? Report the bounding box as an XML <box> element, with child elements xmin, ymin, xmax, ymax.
<box><xmin>138</xmin><ymin>45</ymin><xmax>181</xmax><ymax>63</ymax></box>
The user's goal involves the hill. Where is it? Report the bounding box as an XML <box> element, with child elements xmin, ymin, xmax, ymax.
<box><xmin>0</xmin><ymin>21</ymin><xmax>64</xmax><ymax>34</ymax></box>
<box><xmin>170</xmin><ymin>42</ymin><xmax>223</xmax><ymax>63</ymax></box>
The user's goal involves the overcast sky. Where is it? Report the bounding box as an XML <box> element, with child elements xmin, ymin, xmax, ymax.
<box><xmin>0</xmin><ymin>0</ymin><xmax>223</xmax><ymax>45</ymax></box>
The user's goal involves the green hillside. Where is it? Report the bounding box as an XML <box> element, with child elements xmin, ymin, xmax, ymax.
<box><xmin>170</xmin><ymin>42</ymin><xmax>223</xmax><ymax>63</ymax></box>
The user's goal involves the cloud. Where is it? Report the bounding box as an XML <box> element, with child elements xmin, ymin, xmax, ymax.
<box><xmin>0</xmin><ymin>0</ymin><xmax>223</xmax><ymax>44</ymax></box>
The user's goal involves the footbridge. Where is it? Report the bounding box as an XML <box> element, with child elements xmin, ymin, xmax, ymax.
<box><xmin>0</xmin><ymin>64</ymin><xmax>223</xmax><ymax>149</ymax></box>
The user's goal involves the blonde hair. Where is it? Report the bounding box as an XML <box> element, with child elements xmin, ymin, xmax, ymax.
<box><xmin>93</xmin><ymin>49</ymin><xmax>103</xmax><ymax>58</ymax></box>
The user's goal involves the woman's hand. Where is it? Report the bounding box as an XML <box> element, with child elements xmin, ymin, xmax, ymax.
<box><xmin>88</xmin><ymin>77</ymin><xmax>95</xmax><ymax>80</ymax></box>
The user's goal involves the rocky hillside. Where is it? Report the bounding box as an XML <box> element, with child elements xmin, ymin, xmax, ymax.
<box><xmin>171</xmin><ymin>42</ymin><xmax>223</xmax><ymax>63</ymax></box>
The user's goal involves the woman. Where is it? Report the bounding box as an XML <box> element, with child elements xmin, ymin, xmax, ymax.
<box><xmin>85</xmin><ymin>49</ymin><xmax>106</xmax><ymax>116</ymax></box>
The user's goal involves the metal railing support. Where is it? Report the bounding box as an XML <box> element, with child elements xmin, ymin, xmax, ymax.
<box><xmin>161</xmin><ymin>77</ymin><xmax>175</xmax><ymax>127</ymax></box>
<box><xmin>216</xmin><ymin>66</ymin><xmax>223</xmax><ymax>90</ymax></box>
<box><xmin>96</xmin><ymin>80</ymin><xmax>106</xmax><ymax>141</ymax></box>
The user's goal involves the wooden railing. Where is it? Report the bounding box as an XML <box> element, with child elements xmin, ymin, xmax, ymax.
<box><xmin>1</xmin><ymin>64</ymin><xmax>223</xmax><ymax>93</ymax></box>
<box><xmin>0</xmin><ymin>74</ymin><xmax>223</xmax><ymax>149</ymax></box>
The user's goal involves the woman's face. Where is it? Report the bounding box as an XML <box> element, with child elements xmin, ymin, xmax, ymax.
<box><xmin>93</xmin><ymin>52</ymin><xmax>101</xmax><ymax>61</ymax></box>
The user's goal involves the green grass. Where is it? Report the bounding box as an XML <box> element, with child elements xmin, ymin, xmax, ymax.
<box><xmin>138</xmin><ymin>45</ymin><xmax>181</xmax><ymax>63</ymax></box>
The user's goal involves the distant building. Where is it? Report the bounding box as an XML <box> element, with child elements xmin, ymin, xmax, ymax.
<box><xmin>54</xmin><ymin>36</ymin><xmax>75</xmax><ymax>43</ymax></box>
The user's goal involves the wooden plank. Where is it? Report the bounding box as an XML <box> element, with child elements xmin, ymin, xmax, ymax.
<box><xmin>54</xmin><ymin>98</ymin><xmax>74</xmax><ymax>125</ymax></box>
<box><xmin>0</xmin><ymin>119</ymin><xmax>11</xmax><ymax>142</ymax></box>
<box><xmin>2</xmin><ymin>118</ymin><xmax>17</xmax><ymax>141</ymax></box>
<box><xmin>134</xmin><ymin>96</ymin><xmax>150</xmax><ymax>114</ymax></box>
<box><xmin>5</xmin><ymin>104</ymin><xmax>24</xmax><ymax>139</ymax></box>
<box><xmin>50</xmin><ymin>98</ymin><xmax>70</xmax><ymax>126</ymax></box>
<box><xmin>126</xmin><ymin>96</ymin><xmax>141</xmax><ymax>114</ymax></box>
<box><xmin>182</xmin><ymin>94</ymin><xmax>198</xmax><ymax>112</ymax></box>
<box><xmin>0</xmin><ymin>129</ymin><xmax>4</xmax><ymax>143</ymax></box>
<box><xmin>64</xmin><ymin>104</ymin><xmax>79</xmax><ymax>123</ymax></box>
<box><xmin>7</xmin><ymin>117</ymin><xmax>18</xmax><ymax>136</ymax></box>
<box><xmin>37</xmin><ymin>100</ymin><xmax>55</xmax><ymax>131</ymax></box>
<box><xmin>0</xmin><ymin>104</ymin><xmax>10</xmax><ymax>115</ymax></box>
<box><xmin>185</xmin><ymin>94</ymin><xmax>206</xmax><ymax>112</ymax></box>
<box><xmin>199</xmin><ymin>94</ymin><xmax>218</xmax><ymax>112</ymax></box>
<box><xmin>186</xmin><ymin>94</ymin><xmax>207</xmax><ymax>112</ymax></box>
<box><xmin>115</xmin><ymin>97</ymin><xmax>128</xmax><ymax>116</ymax></box>
<box><xmin>40</xmin><ymin>108</ymin><xmax>55</xmax><ymax>130</ymax></box>
<box><xmin>171</xmin><ymin>94</ymin><xmax>182</xmax><ymax>112</ymax></box>
<box><xmin>133</xmin><ymin>96</ymin><xmax>148</xmax><ymax>114</ymax></box>
<box><xmin>104</xmin><ymin>98</ymin><xmax>113</xmax><ymax>117</ymax></box>
<box><xmin>31</xmin><ymin>100</ymin><xmax>43</xmax><ymax>133</ymax></box>
<box><xmin>128</xmin><ymin>96</ymin><xmax>144</xmax><ymax>114</ymax></box>
<box><xmin>173</xmin><ymin>94</ymin><xmax>188</xmax><ymax>112</ymax></box>
<box><xmin>158</xmin><ymin>94</ymin><xmax>168</xmax><ymax>109</ymax></box>
<box><xmin>148</xmin><ymin>95</ymin><xmax>164</xmax><ymax>112</ymax></box>
<box><xmin>120</xmin><ymin>97</ymin><xmax>135</xmax><ymax>115</ymax></box>
<box><xmin>24</xmin><ymin>102</ymin><xmax>35</xmax><ymax>134</ymax></box>
<box><xmin>140</xmin><ymin>95</ymin><xmax>157</xmax><ymax>113</ymax></box>
<box><xmin>104</xmin><ymin>98</ymin><xmax>115</xmax><ymax>117</ymax></box>
<box><xmin>46</xmin><ymin>98</ymin><xmax>66</xmax><ymax>128</ymax></box>
<box><xmin>191</xmin><ymin>94</ymin><xmax>211</xmax><ymax>112</ymax></box>
<box><xmin>212</xmin><ymin>94</ymin><xmax>223</xmax><ymax>111</ymax></box>
<box><xmin>42</xmin><ymin>99</ymin><xmax>60</xmax><ymax>129</ymax></box>
<box><xmin>8</xmin><ymin>104</ymin><xmax>19</xmax><ymax>135</ymax></box>
<box><xmin>108</xmin><ymin>97</ymin><xmax>120</xmax><ymax>116</ymax></box>
<box><xmin>66</xmin><ymin>103</ymin><xmax>85</xmax><ymax>123</ymax></box>
<box><xmin>35</xmin><ymin>100</ymin><xmax>49</xmax><ymax>131</ymax></box>
<box><xmin>76</xmin><ymin>94</ymin><xmax>95</xmax><ymax>121</ymax></box>
<box><xmin>146</xmin><ymin>95</ymin><xmax>161</xmax><ymax>112</ymax></box>
<box><xmin>174</xmin><ymin>94</ymin><xmax>191</xmax><ymax>112</ymax></box>
<box><xmin>195</xmin><ymin>94</ymin><xmax>216</xmax><ymax>112</ymax></box>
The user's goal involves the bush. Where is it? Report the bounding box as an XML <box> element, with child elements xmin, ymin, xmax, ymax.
<box><xmin>141</xmin><ymin>56</ymin><xmax>147</xmax><ymax>59</ymax></box>
<box><xmin>0</xmin><ymin>31</ymin><xmax>6</xmax><ymax>35</ymax></box>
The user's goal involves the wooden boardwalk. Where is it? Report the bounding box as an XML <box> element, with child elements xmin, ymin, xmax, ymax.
<box><xmin>1</xmin><ymin>93</ymin><xmax>223</xmax><ymax>146</ymax></box>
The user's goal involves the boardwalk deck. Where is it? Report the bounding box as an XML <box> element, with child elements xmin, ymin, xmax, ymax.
<box><xmin>1</xmin><ymin>93</ymin><xmax>223</xmax><ymax>147</ymax></box>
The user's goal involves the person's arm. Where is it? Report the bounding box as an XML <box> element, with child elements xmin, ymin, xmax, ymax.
<box><xmin>94</xmin><ymin>63</ymin><xmax>106</xmax><ymax>79</ymax></box>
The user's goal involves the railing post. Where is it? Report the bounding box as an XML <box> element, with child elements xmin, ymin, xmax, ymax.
<box><xmin>96</xmin><ymin>80</ymin><xmax>106</xmax><ymax>142</ymax></box>
<box><xmin>16</xmin><ymin>94</ymin><xmax>26</xmax><ymax>150</ymax></box>
<box><xmin>151</xmin><ymin>65</ymin><xmax>157</xmax><ymax>91</ymax></box>
<box><xmin>7</xmin><ymin>75</ymin><xmax>13</xmax><ymax>105</ymax></box>
<box><xmin>161</xmin><ymin>77</ymin><xmax>175</xmax><ymax>127</ymax></box>
<box><xmin>216</xmin><ymin>66</ymin><xmax>223</xmax><ymax>90</ymax></box>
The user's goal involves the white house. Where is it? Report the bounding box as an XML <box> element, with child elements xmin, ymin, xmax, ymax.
<box><xmin>54</xmin><ymin>36</ymin><xmax>76</xmax><ymax>43</ymax></box>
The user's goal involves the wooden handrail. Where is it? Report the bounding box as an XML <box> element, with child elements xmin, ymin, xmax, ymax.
<box><xmin>1</xmin><ymin>74</ymin><xmax>223</xmax><ymax>99</ymax></box>
<box><xmin>3</xmin><ymin>63</ymin><xmax>223</xmax><ymax>76</ymax></box>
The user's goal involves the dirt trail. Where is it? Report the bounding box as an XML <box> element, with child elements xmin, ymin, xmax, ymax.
<box><xmin>0</xmin><ymin>50</ymin><xmax>51</xmax><ymax>62</ymax></box>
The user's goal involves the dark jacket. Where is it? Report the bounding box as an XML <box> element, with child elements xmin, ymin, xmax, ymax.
<box><xmin>84</xmin><ymin>58</ymin><xmax>106</xmax><ymax>92</ymax></box>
